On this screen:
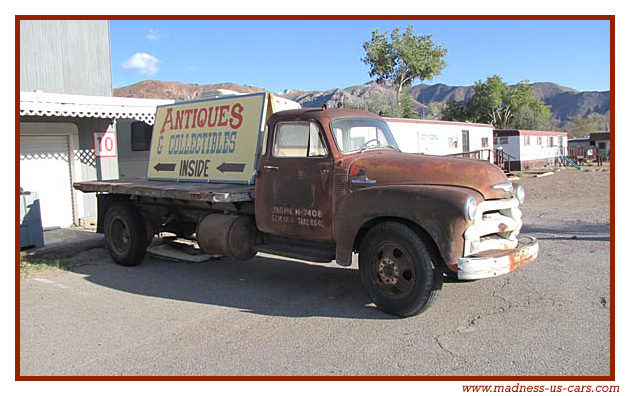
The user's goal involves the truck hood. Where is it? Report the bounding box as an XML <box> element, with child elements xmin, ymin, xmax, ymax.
<box><xmin>348</xmin><ymin>151</ymin><xmax>511</xmax><ymax>200</ymax></box>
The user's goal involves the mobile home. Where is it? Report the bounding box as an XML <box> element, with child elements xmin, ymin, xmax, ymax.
<box><xmin>385</xmin><ymin>118</ymin><xmax>495</xmax><ymax>161</ymax></box>
<box><xmin>493</xmin><ymin>129</ymin><xmax>569</xmax><ymax>171</ymax></box>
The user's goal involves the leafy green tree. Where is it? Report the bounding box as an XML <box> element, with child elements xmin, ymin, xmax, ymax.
<box><xmin>505</xmin><ymin>81</ymin><xmax>551</xmax><ymax>129</ymax></box>
<box><xmin>444</xmin><ymin>75</ymin><xmax>551</xmax><ymax>130</ymax></box>
<box><xmin>466</xmin><ymin>75</ymin><xmax>510</xmax><ymax>124</ymax></box>
<box><xmin>362</xmin><ymin>26</ymin><xmax>447</xmax><ymax>103</ymax></box>
<box><xmin>491</xmin><ymin>106</ymin><xmax>513</xmax><ymax>129</ymax></box>
<box><xmin>510</xmin><ymin>104</ymin><xmax>550</xmax><ymax>130</ymax></box>
<box><xmin>441</xmin><ymin>100</ymin><xmax>469</xmax><ymax>121</ymax></box>
<box><xmin>399</xmin><ymin>92</ymin><xmax>418</xmax><ymax>118</ymax></box>
<box><xmin>427</xmin><ymin>102</ymin><xmax>445</xmax><ymax>120</ymax></box>
<box><xmin>567</xmin><ymin>112</ymin><xmax>610</xmax><ymax>137</ymax></box>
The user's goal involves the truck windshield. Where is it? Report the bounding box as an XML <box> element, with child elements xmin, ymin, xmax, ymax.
<box><xmin>330</xmin><ymin>118</ymin><xmax>399</xmax><ymax>153</ymax></box>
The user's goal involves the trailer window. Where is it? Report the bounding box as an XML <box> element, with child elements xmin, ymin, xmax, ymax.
<box><xmin>131</xmin><ymin>122</ymin><xmax>153</xmax><ymax>151</ymax></box>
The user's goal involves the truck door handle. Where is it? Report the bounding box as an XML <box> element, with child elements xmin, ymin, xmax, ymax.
<box><xmin>264</xmin><ymin>165</ymin><xmax>279</xmax><ymax>170</ymax></box>
<box><xmin>351</xmin><ymin>175</ymin><xmax>377</xmax><ymax>184</ymax></box>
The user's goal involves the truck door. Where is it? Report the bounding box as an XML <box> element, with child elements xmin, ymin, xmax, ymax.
<box><xmin>255</xmin><ymin>120</ymin><xmax>334</xmax><ymax>241</ymax></box>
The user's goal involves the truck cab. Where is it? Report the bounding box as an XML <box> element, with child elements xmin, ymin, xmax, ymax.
<box><xmin>253</xmin><ymin>107</ymin><xmax>538</xmax><ymax>315</ymax></box>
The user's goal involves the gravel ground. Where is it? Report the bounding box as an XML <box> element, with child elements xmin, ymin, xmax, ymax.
<box><xmin>519</xmin><ymin>167</ymin><xmax>610</xmax><ymax>226</ymax></box>
<box><xmin>19</xmin><ymin>167</ymin><xmax>612</xmax><ymax>377</ymax></box>
<box><xmin>518</xmin><ymin>167</ymin><xmax>611</xmax><ymax>285</ymax></box>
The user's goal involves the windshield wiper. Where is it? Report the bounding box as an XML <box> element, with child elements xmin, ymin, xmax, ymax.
<box><xmin>359</xmin><ymin>144</ymin><xmax>401</xmax><ymax>153</ymax></box>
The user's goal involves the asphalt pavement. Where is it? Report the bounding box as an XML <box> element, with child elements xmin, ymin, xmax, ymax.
<box><xmin>19</xmin><ymin>214</ymin><xmax>610</xmax><ymax>376</ymax></box>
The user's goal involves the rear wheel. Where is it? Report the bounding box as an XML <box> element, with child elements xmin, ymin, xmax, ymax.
<box><xmin>359</xmin><ymin>222</ymin><xmax>442</xmax><ymax>317</ymax></box>
<box><xmin>104</xmin><ymin>204</ymin><xmax>147</xmax><ymax>266</ymax></box>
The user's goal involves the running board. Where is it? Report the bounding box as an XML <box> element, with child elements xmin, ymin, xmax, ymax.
<box><xmin>256</xmin><ymin>235</ymin><xmax>336</xmax><ymax>263</ymax></box>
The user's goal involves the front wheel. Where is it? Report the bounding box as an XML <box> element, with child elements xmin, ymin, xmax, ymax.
<box><xmin>104</xmin><ymin>204</ymin><xmax>148</xmax><ymax>266</ymax></box>
<box><xmin>359</xmin><ymin>222</ymin><xmax>443</xmax><ymax>317</ymax></box>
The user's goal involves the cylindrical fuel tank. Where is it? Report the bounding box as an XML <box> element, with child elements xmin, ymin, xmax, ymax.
<box><xmin>196</xmin><ymin>214</ymin><xmax>257</xmax><ymax>260</ymax></box>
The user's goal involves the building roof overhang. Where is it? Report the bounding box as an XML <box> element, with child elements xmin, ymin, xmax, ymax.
<box><xmin>494</xmin><ymin>129</ymin><xmax>569</xmax><ymax>137</ymax></box>
<box><xmin>384</xmin><ymin>117</ymin><xmax>494</xmax><ymax>129</ymax></box>
<box><xmin>20</xmin><ymin>91</ymin><xmax>174</xmax><ymax>125</ymax></box>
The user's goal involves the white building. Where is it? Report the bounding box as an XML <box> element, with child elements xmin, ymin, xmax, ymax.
<box><xmin>20</xmin><ymin>20</ymin><xmax>119</xmax><ymax>230</ymax></box>
<box><xmin>385</xmin><ymin>118</ymin><xmax>495</xmax><ymax>161</ymax></box>
<box><xmin>20</xmin><ymin>91</ymin><xmax>173</xmax><ymax>228</ymax></box>
<box><xmin>493</xmin><ymin>129</ymin><xmax>569</xmax><ymax>171</ymax></box>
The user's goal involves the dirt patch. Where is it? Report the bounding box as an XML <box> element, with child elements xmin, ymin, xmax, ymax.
<box><xmin>518</xmin><ymin>167</ymin><xmax>611</xmax><ymax>226</ymax></box>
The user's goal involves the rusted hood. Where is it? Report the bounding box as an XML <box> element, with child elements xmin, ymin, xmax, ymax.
<box><xmin>348</xmin><ymin>151</ymin><xmax>510</xmax><ymax>199</ymax></box>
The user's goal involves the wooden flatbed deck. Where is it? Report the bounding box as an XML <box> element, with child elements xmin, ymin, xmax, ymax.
<box><xmin>73</xmin><ymin>178</ymin><xmax>255</xmax><ymax>203</ymax></box>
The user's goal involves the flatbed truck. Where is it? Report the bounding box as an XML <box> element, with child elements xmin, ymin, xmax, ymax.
<box><xmin>75</xmin><ymin>93</ymin><xmax>539</xmax><ymax>317</ymax></box>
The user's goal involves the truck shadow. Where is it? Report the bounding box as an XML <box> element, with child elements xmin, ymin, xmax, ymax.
<box><xmin>70</xmin><ymin>249</ymin><xmax>400</xmax><ymax>320</ymax></box>
<box><xmin>521</xmin><ymin>223</ymin><xmax>610</xmax><ymax>242</ymax></box>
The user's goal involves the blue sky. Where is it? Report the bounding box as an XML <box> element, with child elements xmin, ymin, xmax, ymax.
<box><xmin>109</xmin><ymin>19</ymin><xmax>611</xmax><ymax>93</ymax></box>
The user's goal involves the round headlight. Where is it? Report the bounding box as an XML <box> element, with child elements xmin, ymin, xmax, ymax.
<box><xmin>464</xmin><ymin>197</ymin><xmax>478</xmax><ymax>221</ymax></box>
<box><xmin>515</xmin><ymin>184</ymin><xmax>525</xmax><ymax>204</ymax></box>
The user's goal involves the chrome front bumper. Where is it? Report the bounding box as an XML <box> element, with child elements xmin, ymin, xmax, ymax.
<box><xmin>457</xmin><ymin>236</ymin><xmax>539</xmax><ymax>280</ymax></box>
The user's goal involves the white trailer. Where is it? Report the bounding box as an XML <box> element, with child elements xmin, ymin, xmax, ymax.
<box><xmin>494</xmin><ymin>129</ymin><xmax>569</xmax><ymax>171</ymax></box>
<box><xmin>385</xmin><ymin>118</ymin><xmax>495</xmax><ymax>161</ymax></box>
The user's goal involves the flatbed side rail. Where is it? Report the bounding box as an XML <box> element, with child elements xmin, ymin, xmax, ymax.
<box><xmin>73</xmin><ymin>178</ymin><xmax>255</xmax><ymax>203</ymax></box>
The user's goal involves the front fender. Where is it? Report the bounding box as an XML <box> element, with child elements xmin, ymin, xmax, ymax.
<box><xmin>333</xmin><ymin>185</ymin><xmax>483</xmax><ymax>269</ymax></box>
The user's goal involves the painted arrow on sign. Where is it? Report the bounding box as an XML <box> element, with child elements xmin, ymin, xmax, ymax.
<box><xmin>217</xmin><ymin>162</ymin><xmax>246</xmax><ymax>173</ymax></box>
<box><xmin>153</xmin><ymin>163</ymin><xmax>176</xmax><ymax>172</ymax></box>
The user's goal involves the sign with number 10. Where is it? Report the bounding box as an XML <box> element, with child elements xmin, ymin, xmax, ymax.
<box><xmin>94</xmin><ymin>130</ymin><xmax>118</xmax><ymax>157</ymax></box>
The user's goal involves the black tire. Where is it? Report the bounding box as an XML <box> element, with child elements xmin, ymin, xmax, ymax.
<box><xmin>104</xmin><ymin>204</ymin><xmax>148</xmax><ymax>266</ymax></box>
<box><xmin>359</xmin><ymin>222</ymin><xmax>443</xmax><ymax>317</ymax></box>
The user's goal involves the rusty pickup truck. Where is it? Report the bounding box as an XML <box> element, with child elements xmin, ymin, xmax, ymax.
<box><xmin>74</xmin><ymin>93</ymin><xmax>539</xmax><ymax>317</ymax></box>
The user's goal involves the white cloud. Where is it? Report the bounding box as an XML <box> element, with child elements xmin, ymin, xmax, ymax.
<box><xmin>146</xmin><ymin>28</ymin><xmax>159</xmax><ymax>40</ymax></box>
<box><xmin>122</xmin><ymin>53</ymin><xmax>159</xmax><ymax>75</ymax></box>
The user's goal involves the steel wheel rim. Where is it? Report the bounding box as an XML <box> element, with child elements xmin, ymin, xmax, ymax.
<box><xmin>371</xmin><ymin>241</ymin><xmax>416</xmax><ymax>299</ymax></box>
<box><xmin>110</xmin><ymin>217</ymin><xmax>130</xmax><ymax>256</ymax></box>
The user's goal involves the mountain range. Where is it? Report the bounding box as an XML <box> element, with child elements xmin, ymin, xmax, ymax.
<box><xmin>113</xmin><ymin>80</ymin><xmax>610</xmax><ymax>129</ymax></box>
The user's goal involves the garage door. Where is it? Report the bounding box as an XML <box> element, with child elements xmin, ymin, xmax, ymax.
<box><xmin>20</xmin><ymin>135</ymin><xmax>74</xmax><ymax>228</ymax></box>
